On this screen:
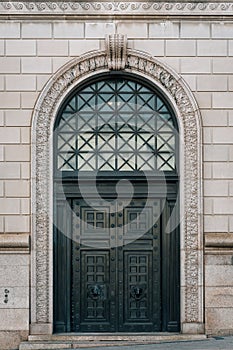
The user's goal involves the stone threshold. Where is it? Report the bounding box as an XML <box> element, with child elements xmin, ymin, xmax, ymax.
<box><xmin>20</xmin><ymin>334</ymin><xmax>207</xmax><ymax>350</ymax></box>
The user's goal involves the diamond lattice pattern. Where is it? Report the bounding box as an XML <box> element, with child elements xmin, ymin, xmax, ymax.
<box><xmin>56</xmin><ymin>79</ymin><xmax>177</xmax><ymax>172</ymax></box>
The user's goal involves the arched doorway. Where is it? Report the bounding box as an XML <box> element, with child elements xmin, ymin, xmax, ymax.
<box><xmin>53</xmin><ymin>73</ymin><xmax>180</xmax><ymax>333</ymax></box>
<box><xmin>30</xmin><ymin>36</ymin><xmax>203</xmax><ymax>336</ymax></box>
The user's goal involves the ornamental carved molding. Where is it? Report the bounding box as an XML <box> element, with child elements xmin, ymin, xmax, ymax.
<box><xmin>1</xmin><ymin>1</ymin><xmax>233</xmax><ymax>15</ymax></box>
<box><xmin>32</xmin><ymin>40</ymin><xmax>203</xmax><ymax>326</ymax></box>
<box><xmin>106</xmin><ymin>34</ymin><xmax>127</xmax><ymax>70</ymax></box>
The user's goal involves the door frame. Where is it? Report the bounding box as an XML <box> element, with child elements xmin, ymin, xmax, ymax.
<box><xmin>53</xmin><ymin>180</ymin><xmax>180</xmax><ymax>333</ymax></box>
<box><xmin>31</xmin><ymin>40</ymin><xmax>203</xmax><ymax>335</ymax></box>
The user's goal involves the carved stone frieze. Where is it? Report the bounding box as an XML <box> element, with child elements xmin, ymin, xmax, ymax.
<box><xmin>32</xmin><ymin>43</ymin><xmax>203</xmax><ymax>326</ymax></box>
<box><xmin>1</xmin><ymin>1</ymin><xmax>233</xmax><ymax>15</ymax></box>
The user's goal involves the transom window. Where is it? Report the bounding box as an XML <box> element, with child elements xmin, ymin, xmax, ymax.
<box><xmin>54</xmin><ymin>75</ymin><xmax>178</xmax><ymax>174</ymax></box>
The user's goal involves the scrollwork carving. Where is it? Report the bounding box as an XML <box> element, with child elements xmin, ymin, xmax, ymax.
<box><xmin>32</xmin><ymin>41</ymin><xmax>202</xmax><ymax>326</ymax></box>
<box><xmin>1</xmin><ymin>2</ymin><xmax>233</xmax><ymax>15</ymax></box>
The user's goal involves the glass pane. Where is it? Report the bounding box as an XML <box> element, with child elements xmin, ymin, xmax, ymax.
<box><xmin>55</xmin><ymin>77</ymin><xmax>177</xmax><ymax>173</ymax></box>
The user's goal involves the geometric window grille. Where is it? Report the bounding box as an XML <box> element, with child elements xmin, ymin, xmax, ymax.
<box><xmin>55</xmin><ymin>77</ymin><xmax>177</xmax><ymax>173</ymax></box>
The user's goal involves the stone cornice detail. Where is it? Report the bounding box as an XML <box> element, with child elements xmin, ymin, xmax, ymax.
<box><xmin>1</xmin><ymin>1</ymin><xmax>233</xmax><ymax>16</ymax></box>
<box><xmin>0</xmin><ymin>233</ymin><xmax>30</xmax><ymax>251</ymax></box>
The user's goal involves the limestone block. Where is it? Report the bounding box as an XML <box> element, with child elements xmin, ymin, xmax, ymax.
<box><xmin>5</xmin><ymin>110</ymin><xmax>32</xmax><ymax>127</ymax></box>
<box><xmin>0</xmin><ymin>309</ymin><xmax>29</xmax><ymax>331</ymax></box>
<box><xmin>204</xmin><ymin>145</ymin><xmax>229</xmax><ymax>162</ymax></box>
<box><xmin>37</xmin><ymin>40</ymin><xmax>69</xmax><ymax>56</ymax></box>
<box><xmin>201</xmin><ymin>110</ymin><xmax>228</xmax><ymax>126</ymax></box>
<box><xmin>0</xmin><ymin>264</ymin><xmax>28</xmax><ymax>287</ymax></box>
<box><xmin>6</xmin><ymin>40</ymin><xmax>36</xmax><ymax>56</ymax></box>
<box><xmin>204</xmin><ymin>180</ymin><xmax>228</xmax><ymax>196</ymax></box>
<box><xmin>132</xmin><ymin>40</ymin><xmax>164</xmax><ymax>57</ymax></box>
<box><xmin>0</xmin><ymin>40</ymin><xmax>4</xmax><ymax>55</ymax></box>
<box><xmin>20</xmin><ymin>199</ymin><xmax>30</xmax><ymax>215</ymax></box>
<box><xmin>194</xmin><ymin>92</ymin><xmax>212</xmax><ymax>108</ymax></box>
<box><xmin>69</xmin><ymin>39</ymin><xmax>99</xmax><ymax>56</ymax></box>
<box><xmin>20</xmin><ymin>128</ymin><xmax>31</xmax><ymax>144</ymax></box>
<box><xmin>213</xmin><ymin>198</ymin><xmax>233</xmax><ymax>214</ymax></box>
<box><xmin>197</xmin><ymin>75</ymin><xmax>227</xmax><ymax>91</ymax></box>
<box><xmin>205</xmin><ymin>265</ymin><xmax>233</xmax><ymax>286</ymax></box>
<box><xmin>0</xmin><ymin>111</ymin><xmax>3</xmax><ymax>126</ymax></box>
<box><xmin>0</xmin><ymin>331</ymin><xmax>28</xmax><ymax>350</ymax></box>
<box><xmin>149</xmin><ymin>22</ymin><xmax>179</xmax><ymax>38</ymax></box>
<box><xmin>213</xmin><ymin>58</ymin><xmax>233</xmax><ymax>73</ymax></box>
<box><xmin>213</xmin><ymin>162</ymin><xmax>233</xmax><ymax>178</ymax></box>
<box><xmin>21</xmin><ymin>163</ymin><xmax>30</xmax><ymax>180</ymax></box>
<box><xmin>204</xmin><ymin>163</ymin><xmax>212</xmax><ymax>179</ymax></box>
<box><xmin>5</xmin><ymin>216</ymin><xmax>30</xmax><ymax>233</ymax></box>
<box><xmin>205</xmin><ymin>254</ymin><xmax>233</xmax><ymax>265</ymax></box>
<box><xmin>0</xmin><ymin>198</ymin><xmax>20</xmax><ymax>214</ymax></box>
<box><xmin>166</xmin><ymin>40</ymin><xmax>196</xmax><ymax>56</ymax></box>
<box><xmin>21</xmin><ymin>92</ymin><xmax>39</xmax><ymax>109</ymax></box>
<box><xmin>229</xmin><ymin>216</ymin><xmax>233</xmax><ymax>232</ymax></box>
<box><xmin>204</xmin><ymin>198</ymin><xmax>212</xmax><ymax>214</ymax></box>
<box><xmin>0</xmin><ymin>217</ymin><xmax>3</xmax><ymax>232</ymax></box>
<box><xmin>5</xmin><ymin>145</ymin><xmax>30</xmax><ymax>162</ymax></box>
<box><xmin>0</xmin><ymin>286</ymin><xmax>29</xmax><ymax>309</ymax></box>
<box><xmin>22</xmin><ymin>23</ymin><xmax>52</xmax><ymax>38</ymax></box>
<box><xmin>54</xmin><ymin>22</ymin><xmax>84</xmax><ymax>38</ymax></box>
<box><xmin>0</xmin><ymin>254</ymin><xmax>29</xmax><ymax>266</ymax></box>
<box><xmin>213</xmin><ymin>127</ymin><xmax>233</xmax><ymax>143</ymax></box>
<box><xmin>0</xmin><ymin>75</ymin><xmax>4</xmax><ymax>91</ymax></box>
<box><xmin>22</xmin><ymin>58</ymin><xmax>52</xmax><ymax>74</ymax></box>
<box><xmin>0</xmin><ymin>22</ymin><xmax>20</xmax><ymax>38</ymax></box>
<box><xmin>0</xmin><ymin>58</ymin><xmax>20</xmax><ymax>73</ymax></box>
<box><xmin>36</xmin><ymin>75</ymin><xmax>50</xmax><ymax>91</ymax></box>
<box><xmin>212</xmin><ymin>23</ymin><xmax>233</xmax><ymax>38</ymax></box>
<box><xmin>181</xmin><ymin>22</ymin><xmax>210</xmax><ymax>38</ymax></box>
<box><xmin>181</xmin><ymin>75</ymin><xmax>196</xmax><ymax>91</ymax></box>
<box><xmin>5</xmin><ymin>180</ymin><xmax>30</xmax><ymax>197</ymax></box>
<box><xmin>204</xmin><ymin>215</ymin><xmax>228</xmax><ymax>232</ymax></box>
<box><xmin>213</xmin><ymin>93</ymin><xmax>233</xmax><ymax>108</ymax></box>
<box><xmin>0</xmin><ymin>163</ymin><xmax>20</xmax><ymax>179</ymax></box>
<box><xmin>6</xmin><ymin>75</ymin><xmax>36</xmax><ymax>92</ymax></box>
<box><xmin>228</xmin><ymin>76</ymin><xmax>233</xmax><ymax>91</ymax></box>
<box><xmin>0</xmin><ymin>92</ymin><xmax>20</xmax><ymax>108</ymax></box>
<box><xmin>0</xmin><ymin>127</ymin><xmax>20</xmax><ymax>144</ymax></box>
<box><xmin>159</xmin><ymin>57</ymin><xmax>180</xmax><ymax>73</ymax></box>
<box><xmin>181</xmin><ymin>58</ymin><xmax>211</xmax><ymax>73</ymax></box>
<box><xmin>52</xmin><ymin>57</ymin><xmax>73</xmax><ymax>73</ymax></box>
<box><xmin>0</xmin><ymin>180</ymin><xmax>3</xmax><ymax>196</ymax></box>
<box><xmin>206</xmin><ymin>308</ymin><xmax>233</xmax><ymax>334</ymax></box>
<box><xmin>228</xmin><ymin>111</ymin><xmax>233</xmax><ymax>126</ymax></box>
<box><xmin>117</xmin><ymin>23</ymin><xmax>147</xmax><ymax>38</ymax></box>
<box><xmin>0</xmin><ymin>145</ymin><xmax>3</xmax><ymax>162</ymax></box>
<box><xmin>85</xmin><ymin>23</ymin><xmax>115</xmax><ymax>38</ymax></box>
<box><xmin>203</xmin><ymin>127</ymin><xmax>212</xmax><ymax>143</ymax></box>
<box><xmin>197</xmin><ymin>40</ymin><xmax>227</xmax><ymax>56</ymax></box>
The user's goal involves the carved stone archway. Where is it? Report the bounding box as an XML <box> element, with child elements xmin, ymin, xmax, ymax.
<box><xmin>31</xmin><ymin>35</ymin><xmax>203</xmax><ymax>335</ymax></box>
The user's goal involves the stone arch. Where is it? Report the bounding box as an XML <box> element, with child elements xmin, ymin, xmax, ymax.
<box><xmin>31</xmin><ymin>37</ymin><xmax>203</xmax><ymax>335</ymax></box>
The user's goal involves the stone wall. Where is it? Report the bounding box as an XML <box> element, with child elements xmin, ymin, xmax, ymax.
<box><xmin>0</xmin><ymin>14</ymin><xmax>233</xmax><ymax>348</ymax></box>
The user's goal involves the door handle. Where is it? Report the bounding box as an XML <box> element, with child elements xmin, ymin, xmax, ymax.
<box><xmin>88</xmin><ymin>284</ymin><xmax>106</xmax><ymax>301</ymax></box>
<box><xmin>130</xmin><ymin>285</ymin><xmax>144</xmax><ymax>301</ymax></box>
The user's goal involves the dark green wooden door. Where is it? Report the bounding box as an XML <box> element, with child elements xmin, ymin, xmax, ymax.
<box><xmin>54</xmin><ymin>188</ymin><xmax>180</xmax><ymax>333</ymax></box>
<box><xmin>72</xmin><ymin>198</ymin><xmax>161</xmax><ymax>332</ymax></box>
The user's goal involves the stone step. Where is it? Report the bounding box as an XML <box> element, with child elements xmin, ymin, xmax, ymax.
<box><xmin>20</xmin><ymin>334</ymin><xmax>207</xmax><ymax>350</ymax></box>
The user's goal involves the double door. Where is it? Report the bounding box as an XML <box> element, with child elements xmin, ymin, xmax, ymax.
<box><xmin>72</xmin><ymin>198</ymin><xmax>161</xmax><ymax>332</ymax></box>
